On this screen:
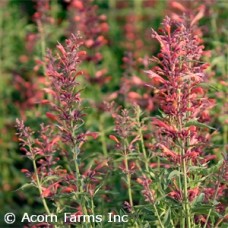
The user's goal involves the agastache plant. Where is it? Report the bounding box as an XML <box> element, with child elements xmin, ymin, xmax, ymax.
<box><xmin>16</xmin><ymin>34</ymin><xmax>100</xmax><ymax>227</ymax></box>
<box><xmin>14</xmin><ymin>5</ymin><xmax>227</xmax><ymax>226</ymax></box>
<box><xmin>45</xmin><ymin>33</ymin><xmax>99</xmax><ymax>219</ymax></box>
<box><xmin>145</xmin><ymin>16</ymin><xmax>223</xmax><ymax>227</ymax></box>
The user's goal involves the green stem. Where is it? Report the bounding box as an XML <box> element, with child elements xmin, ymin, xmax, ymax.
<box><xmin>123</xmin><ymin>140</ymin><xmax>133</xmax><ymax>208</ymax></box>
<box><xmin>37</xmin><ymin>21</ymin><xmax>46</xmax><ymax>75</ymax></box>
<box><xmin>136</xmin><ymin>106</ymin><xmax>149</xmax><ymax>172</ymax></box>
<box><xmin>32</xmin><ymin>159</ymin><xmax>51</xmax><ymax>216</ymax></box>
<box><xmin>109</xmin><ymin>0</ymin><xmax>116</xmax><ymax>9</ymax></box>
<box><xmin>90</xmin><ymin>197</ymin><xmax>96</xmax><ymax>228</ymax></box>
<box><xmin>223</xmin><ymin>125</ymin><xmax>227</xmax><ymax>154</ymax></box>
<box><xmin>177</xmin><ymin>88</ymin><xmax>191</xmax><ymax>228</ymax></box>
<box><xmin>0</xmin><ymin>6</ymin><xmax>3</xmax><ymax>76</ymax></box>
<box><xmin>99</xmin><ymin>115</ymin><xmax>108</xmax><ymax>156</ymax></box>
<box><xmin>139</xmin><ymin>126</ymin><xmax>149</xmax><ymax>172</ymax></box>
<box><xmin>135</xmin><ymin>107</ymin><xmax>164</xmax><ymax>227</ymax></box>
<box><xmin>203</xmin><ymin>166</ymin><xmax>223</xmax><ymax>228</ymax></box>
<box><xmin>134</xmin><ymin>0</ymin><xmax>142</xmax><ymax>17</ymax></box>
<box><xmin>123</xmin><ymin>140</ymin><xmax>140</xmax><ymax>228</ymax></box>
<box><xmin>215</xmin><ymin>212</ymin><xmax>228</xmax><ymax>227</ymax></box>
<box><xmin>73</xmin><ymin>147</ymin><xmax>89</xmax><ymax>218</ymax></box>
<box><xmin>152</xmin><ymin>203</ymin><xmax>164</xmax><ymax>228</ymax></box>
<box><xmin>182</xmin><ymin>154</ymin><xmax>191</xmax><ymax>228</ymax></box>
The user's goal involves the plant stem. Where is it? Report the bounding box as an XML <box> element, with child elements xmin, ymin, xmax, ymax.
<box><xmin>135</xmin><ymin>107</ymin><xmax>164</xmax><ymax>227</ymax></box>
<box><xmin>123</xmin><ymin>140</ymin><xmax>133</xmax><ymax>208</ymax></box>
<box><xmin>123</xmin><ymin>139</ymin><xmax>140</xmax><ymax>228</ymax></box>
<box><xmin>32</xmin><ymin>159</ymin><xmax>51</xmax><ymax>216</ymax></box>
<box><xmin>152</xmin><ymin>203</ymin><xmax>164</xmax><ymax>228</ymax></box>
<box><xmin>109</xmin><ymin>0</ymin><xmax>116</xmax><ymax>9</ymax></box>
<box><xmin>99</xmin><ymin>115</ymin><xmax>108</xmax><ymax>156</ymax></box>
<box><xmin>90</xmin><ymin>197</ymin><xmax>96</xmax><ymax>228</ymax></box>
<box><xmin>73</xmin><ymin>146</ymin><xmax>89</xmax><ymax>218</ymax></box>
<box><xmin>135</xmin><ymin>106</ymin><xmax>150</xmax><ymax>172</ymax></box>
<box><xmin>37</xmin><ymin>21</ymin><xmax>46</xmax><ymax>75</ymax></box>
<box><xmin>223</xmin><ymin>125</ymin><xmax>227</xmax><ymax>154</ymax></box>
<box><xmin>182</xmin><ymin>153</ymin><xmax>191</xmax><ymax>228</ymax></box>
<box><xmin>177</xmin><ymin>88</ymin><xmax>191</xmax><ymax>228</ymax></box>
<box><xmin>203</xmin><ymin>163</ymin><xmax>224</xmax><ymax>228</ymax></box>
<box><xmin>215</xmin><ymin>213</ymin><xmax>228</xmax><ymax>227</ymax></box>
<box><xmin>138</xmin><ymin>121</ymin><xmax>149</xmax><ymax>172</ymax></box>
<box><xmin>134</xmin><ymin>0</ymin><xmax>142</xmax><ymax>17</ymax></box>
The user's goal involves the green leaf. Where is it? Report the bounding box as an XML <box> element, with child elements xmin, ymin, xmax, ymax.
<box><xmin>189</xmin><ymin>166</ymin><xmax>207</xmax><ymax>171</ymax></box>
<box><xmin>198</xmin><ymin>82</ymin><xmax>219</xmax><ymax>91</ymax></box>
<box><xmin>168</xmin><ymin>170</ymin><xmax>182</xmax><ymax>180</ymax></box>
<box><xmin>192</xmin><ymin>193</ymin><xmax>205</xmax><ymax>206</ymax></box>
<box><xmin>94</xmin><ymin>183</ymin><xmax>104</xmax><ymax>196</ymax></box>
<box><xmin>185</xmin><ymin>120</ymin><xmax>216</xmax><ymax>130</ymax></box>
<box><xmin>188</xmin><ymin>166</ymin><xmax>207</xmax><ymax>175</ymax></box>
<box><xmin>192</xmin><ymin>205</ymin><xmax>211</xmax><ymax>214</ymax></box>
<box><xmin>162</xmin><ymin>208</ymin><xmax>171</xmax><ymax>225</ymax></box>
<box><xmin>192</xmin><ymin>205</ymin><xmax>221</xmax><ymax>218</ymax></box>
<box><xmin>204</xmin><ymin>159</ymin><xmax>223</xmax><ymax>175</ymax></box>
<box><xmin>14</xmin><ymin>183</ymin><xmax>35</xmax><ymax>192</ymax></box>
<box><xmin>149</xmin><ymin>171</ymin><xmax>155</xmax><ymax>178</ymax></box>
<box><xmin>42</xmin><ymin>175</ymin><xmax>59</xmax><ymax>184</ymax></box>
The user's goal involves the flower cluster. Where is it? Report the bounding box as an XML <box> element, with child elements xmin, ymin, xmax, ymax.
<box><xmin>67</xmin><ymin>0</ymin><xmax>109</xmax><ymax>85</ymax></box>
<box><xmin>148</xmin><ymin>16</ymin><xmax>214</xmax><ymax>163</ymax></box>
<box><xmin>45</xmin><ymin>33</ymin><xmax>87</xmax><ymax>145</ymax></box>
<box><xmin>16</xmin><ymin>34</ymin><xmax>100</xmax><ymax>224</ymax></box>
<box><xmin>145</xmin><ymin>16</ymin><xmax>224</xmax><ymax>227</ymax></box>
